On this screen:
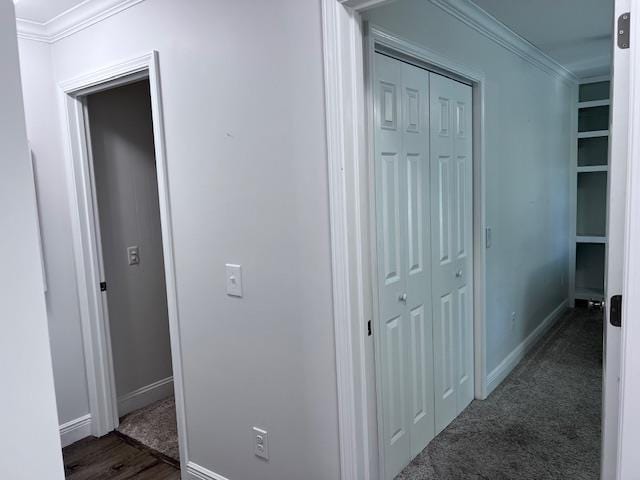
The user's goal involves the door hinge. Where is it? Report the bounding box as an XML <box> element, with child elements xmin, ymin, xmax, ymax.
<box><xmin>367</xmin><ymin>319</ymin><xmax>372</xmax><ymax>336</ymax></box>
<box><xmin>618</xmin><ymin>13</ymin><xmax>630</xmax><ymax>49</ymax></box>
<box><xmin>100</xmin><ymin>281</ymin><xmax>107</xmax><ymax>292</ymax></box>
<box><xmin>610</xmin><ymin>294</ymin><xmax>622</xmax><ymax>327</ymax></box>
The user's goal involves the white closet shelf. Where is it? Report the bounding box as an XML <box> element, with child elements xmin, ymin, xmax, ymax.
<box><xmin>578</xmin><ymin>99</ymin><xmax>610</xmax><ymax>109</ymax></box>
<box><xmin>575</xmin><ymin>287</ymin><xmax>605</xmax><ymax>301</ymax></box>
<box><xmin>577</xmin><ymin>165</ymin><xmax>608</xmax><ymax>173</ymax></box>
<box><xmin>578</xmin><ymin>130</ymin><xmax>609</xmax><ymax>139</ymax></box>
<box><xmin>576</xmin><ymin>235</ymin><xmax>607</xmax><ymax>244</ymax></box>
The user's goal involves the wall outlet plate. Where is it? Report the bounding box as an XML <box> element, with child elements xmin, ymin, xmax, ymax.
<box><xmin>252</xmin><ymin>426</ymin><xmax>268</xmax><ymax>460</ymax></box>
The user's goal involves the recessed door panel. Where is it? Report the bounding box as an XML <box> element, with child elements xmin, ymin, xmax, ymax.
<box><xmin>409</xmin><ymin>303</ymin><xmax>434</xmax><ymax>457</ymax></box>
<box><xmin>456</xmin><ymin>157</ymin><xmax>467</xmax><ymax>259</ymax></box>
<box><xmin>381</xmin><ymin>82</ymin><xmax>397</xmax><ymax>130</ymax></box>
<box><xmin>457</xmin><ymin>286</ymin><xmax>472</xmax><ymax>392</ymax></box>
<box><xmin>438</xmin><ymin>156</ymin><xmax>451</xmax><ymax>264</ymax></box>
<box><xmin>385</xmin><ymin>315</ymin><xmax>406</xmax><ymax>446</ymax></box>
<box><xmin>407</xmin><ymin>153</ymin><xmax>424</xmax><ymax>276</ymax></box>
<box><xmin>382</xmin><ymin>153</ymin><xmax>402</xmax><ymax>285</ymax></box>
<box><xmin>405</xmin><ymin>88</ymin><xmax>421</xmax><ymax>133</ymax></box>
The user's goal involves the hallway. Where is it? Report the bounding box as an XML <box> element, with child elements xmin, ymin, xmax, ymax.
<box><xmin>396</xmin><ymin>308</ymin><xmax>602</xmax><ymax>480</ymax></box>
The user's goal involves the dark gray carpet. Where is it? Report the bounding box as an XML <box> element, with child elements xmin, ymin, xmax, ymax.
<box><xmin>117</xmin><ymin>395</ymin><xmax>179</xmax><ymax>462</ymax></box>
<box><xmin>396</xmin><ymin>308</ymin><xmax>602</xmax><ymax>480</ymax></box>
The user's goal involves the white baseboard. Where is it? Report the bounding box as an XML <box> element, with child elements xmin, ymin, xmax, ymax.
<box><xmin>118</xmin><ymin>376</ymin><xmax>174</xmax><ymax>416</ymax></box>
<box><xmin>60</xmin><ymin>414</ymin><xmax>92</xmax><ymax>447</ymax></box>
<box><xmin>186</xmin><ymin>461</ymin><xmax>231</xmax><ymax>480</ymax></box>
<box><xmin>486</xmin><ymin>299</ymin><xmax>569</xmax><ymax>395</ymax></box>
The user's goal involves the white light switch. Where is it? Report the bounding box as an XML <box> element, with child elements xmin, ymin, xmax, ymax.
<box><xmin>225</xmin><ymin>264</ymin><xmax>243</xmax><ymax>297</ymax></box>
<box><xmin>252</xmin><ymin>427</ymin><xmax>268</xmax><ymax>460</ymax></box>
<box><xmin>127</xmin><ymin>246</ymin><xmax>140</xmax><ymax>265</ymax></box>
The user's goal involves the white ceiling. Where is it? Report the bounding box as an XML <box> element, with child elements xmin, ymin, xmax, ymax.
<box><xmin>14</xmin><ymin>0</ymin><xmax>87</xmax><ymax>24</ymax></box>
<box><xmin>471</xmin><ymin>0</ymin><xmax>614</xmax><ymax>78</ymax></box>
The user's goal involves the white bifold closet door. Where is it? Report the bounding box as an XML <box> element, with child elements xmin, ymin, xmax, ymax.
<box><xmin>429</xmin><ymin>72</ymin><xmax>474</xmax><ymax>434</ymax></box>
<box><xmin>373</xmin><ymin>52</ymin><xmax>474</xmax><ymax>480</ymax></box>
<box><xmin>374</xmin><ymin>53</ymin><xmax>435</xmax><ymax>480</ymax></box>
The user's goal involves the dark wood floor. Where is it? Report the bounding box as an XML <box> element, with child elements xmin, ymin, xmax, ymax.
<box><xmin>63</xmin><ymin>432</ymin><xmax>180</xmax><ymax>479</ymax></box>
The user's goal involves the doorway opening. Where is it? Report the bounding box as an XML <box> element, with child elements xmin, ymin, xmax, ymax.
<box><xmin>87</xmin><ymin>78</ymin><xmax>178</xmax><ymax>460</ymax></box>
<box><xmin>58</xmin><ymin>53</ymin><xmax>187</xmax><ymax>477</ymax></box>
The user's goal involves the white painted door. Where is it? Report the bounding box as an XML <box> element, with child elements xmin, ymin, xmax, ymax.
<box><xmin>373</xmin><ymin>53</ymin><xmax>435</xmax><ymax>480</ymax></box>
<box><xmin>429</xmin><ymin>72</ymin><xmax>474</xmax><ymax>434</ymax></box>
<box><xmin>605</xmin><ymin>2</ymin><xmax>630</xmax><ymax>479</ymax></box>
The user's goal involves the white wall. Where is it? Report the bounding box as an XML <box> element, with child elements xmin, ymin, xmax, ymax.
<box><xmin>18</xmin><ymin>0</ymin><xmax>340</xmax><ymax>479</ymax></box>
<box><xmin>89</xmin><ymin>80</ymin><xmax>173</xmax><ymax>409</ymax></box>
<box><xmin>364</xmin><ymin>0</ymin><xmax>573</xmax><ymax>375</ymax></box>
<box><xmin>17</xmin><ymin>37</ymin><xmax>90</xmax><ymax>427</ymax></box>
<box><xmin>0</xmin><ymin>1</ymin><xmax>64</xmax><ymax>478</ymax></box>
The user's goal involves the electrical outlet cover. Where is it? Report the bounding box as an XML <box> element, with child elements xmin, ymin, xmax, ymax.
<box><xmin>252</xmin><ymin>427</ymin><xmax>268</xmax><ymax>460</ymax></box>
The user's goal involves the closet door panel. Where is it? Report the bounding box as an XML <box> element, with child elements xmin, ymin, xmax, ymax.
<box><xmin>453</xmin><ymin>88</ymin><xmax>474</xmax><ymax>411</ymax></box>
<box><xmin>374</xmin><ymin>53</ymin><xmax>411</xmax><ymax>480</ymax></box>
<box><xmin>429</xmin><ymin>72</ymin><xmax>474</xmax><ymax>434</ymax></box>
<box><xmin>401</xmin><ymin>62</ymin><xmax>435</xmax><ymax>459</ymax></box>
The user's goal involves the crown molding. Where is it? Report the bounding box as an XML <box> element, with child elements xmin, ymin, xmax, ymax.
<box><xmin>429</xmin><ymin>0</ymin><xmax>578</xmax><ymax>84</ymax></box>
<box><xmin>16</xmin><ymin>0</ymin><xmax>146</xmax><ymax>44</ymax></box>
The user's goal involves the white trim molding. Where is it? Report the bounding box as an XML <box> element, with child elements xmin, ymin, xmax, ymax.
<box><xmin>59</xmin><ymin>51</ymin><xmax>190</xmax><ymax>473</ymax></box>
<box><xmin>118</xmin><ymin>376</ymin><xmax>174</xmax><ymax>416</ymax></box>
<box><xmin>322</xmin><ymin>1</ymin><xmax>372</xmax><ymax>478</ymax></box>
<box><xmin>186</xmin><ymin>462</ymin><xmax>231</xmax><ymax>480</ymax></box>
<box><xmin>486</xmin><ymin>300</ymin><xmax>569</xmax><ymax>395</ymax></box>
<box><xmin>16</xmin><ymin>0</ymin><xmax>146</xmax><ymax>44</ymax></box>
<box><xmin>428</xmin><ymin>0</ymin><xmax>578</xmax><ymax>84</ymax></box>
<box><xmin>60</xmin><ymin>414</ymin><xmax>92</xmax><ymax>448</ymax></box>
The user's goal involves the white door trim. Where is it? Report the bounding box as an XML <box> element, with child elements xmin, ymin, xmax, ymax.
<box><xmin>58</xmin><ymin>51</ymin><xmax>189</xmax><ymax>472</ymax></box>
<box><xmin>618</xmin><ymin>5</ymin><xmax>640</xmax><ymax>479</ymax></box>
<box><xmin>322</xmin><ymin>1</ymin><xmax>488</xmax><ymax>477</ymax></box>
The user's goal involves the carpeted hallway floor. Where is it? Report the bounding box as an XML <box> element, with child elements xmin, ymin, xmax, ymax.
<box><xmin>396</xmin><ymin>307</ymin><xmax>603</xmax><ymax>480</ymax></box>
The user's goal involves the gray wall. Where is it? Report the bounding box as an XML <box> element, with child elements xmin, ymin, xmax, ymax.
<box><xmin>88</xmin><ymin>81</ymin><xmax>173</xmax><ymax>406</ymax></box>
<box><xmin>19</xmin><ymin>1</ymin><xmax>340</xmax><ymax>479</ymax></box>
<box><xmin>364</xmin><ymin>0</ymin><xmax>573</xmax><ymax>374</ymax></box>
<box><xmin>17</xmin><ymin>38</ymin><xmax>90</xmax><ymax>426</ymax></box>
<box><xmin>0</xmin><ymin>1</ymin><xmax>64</xmax><ymax>477</ymax></box>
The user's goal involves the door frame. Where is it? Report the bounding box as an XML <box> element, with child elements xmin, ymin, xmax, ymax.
<box><xmin>366</xmin><ymin>26</ymin><xmax>486</xmax><ymax>479</ymax></box>
<box><xmin>58</xmin><ymin>51</ymin><xmax>189</xmax><ymax>471</ymax></box>
<box><xmin>321</xmin><ymin>2</ymin><xmax>486</xmax><ymax>478</ymax></box>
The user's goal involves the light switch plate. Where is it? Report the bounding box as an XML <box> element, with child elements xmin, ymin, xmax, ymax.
<box><xmin>127</xmin><ymin>246</ymin><xmax>140</xmax><ymax>265</ymax></box>
<box><xmin>252</xmin><ymin>427</ymin><xmax>268</xmax><ymax>460</ymax></box>
<box><xmin>225</xmin><ymin>264</ymin><xmax>243</xmax><ymax>297</ymax></box>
